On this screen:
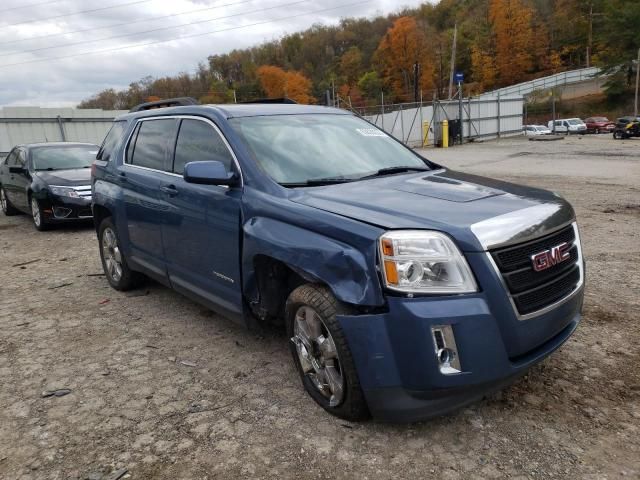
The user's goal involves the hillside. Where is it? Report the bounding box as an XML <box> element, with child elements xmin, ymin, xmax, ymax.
<box><xmin>78</xmin><ymin>0</ymin><xmax>639</xmax><ymax>109</ymax></box>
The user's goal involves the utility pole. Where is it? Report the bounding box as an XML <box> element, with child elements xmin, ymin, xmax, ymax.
<box><xmin>413</xmin><ymin>62</ymin><xmax>420</xmax><ymax>103</ymax></box>
<box><xmin>448</xmin><ymin>24</ymin><xmax>457</xmax><ymax>100</ymax></box>
<box><xmin>635</xmin><ymin>48</ymin><xmax>640</xmax><ymax>118</ymax></box>
<box><xmin>586</xmin><ymin>2</ymin><xmax>603</xmax><ymax>68</ymax></box>
<box><xmin>587</xmin><ymin>2</ymin><xmax>592</xmax><ymax>68</ymax></box>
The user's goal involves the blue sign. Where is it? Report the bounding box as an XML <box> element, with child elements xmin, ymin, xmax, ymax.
<box><xmin>454</xmin><ymin>72</ymin><xmax>464</xmax><ymax>84</ymax></box>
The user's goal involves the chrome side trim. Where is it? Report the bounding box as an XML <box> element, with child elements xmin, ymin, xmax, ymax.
<box><xmin>487</xmin><ymin>222</ymin><xmax>584</xmax><ymax>321</ymax></box>
<box><xmin>470</xmin><ymin>203</ymin><xmax>575</xmax><ymax>251</ymax></box>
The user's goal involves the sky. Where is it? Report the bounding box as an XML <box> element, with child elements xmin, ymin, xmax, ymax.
<box><xmin>0</xmin><ymin>0</ymin><xmax>427</xmax><ymax>107</ymax></box>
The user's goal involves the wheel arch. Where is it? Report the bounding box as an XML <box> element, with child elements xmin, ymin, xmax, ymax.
<box><xmin>242</xmin><ymin>217</ymin><xmax>384</xmax><ymax>323</ymax></box>
<box><xmin>92</xmin><ymin>204</ymin><xmax>113</xmax><ymax>234</ymax></box>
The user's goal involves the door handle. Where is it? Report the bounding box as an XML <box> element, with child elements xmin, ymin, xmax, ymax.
<box><xmin>161</xmin><ymin>185</ymin><xmax>179</xmax><ymax>196</ymax></box>
<box><xmin>118</xmin><ymin>172</ymin><xmax>128</xmax><ymax>182</ymax></box>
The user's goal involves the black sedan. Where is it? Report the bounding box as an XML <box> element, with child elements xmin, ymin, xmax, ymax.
<box><xmin>0</xmin><ymin>142</ymin><xmax>98</xmax><ymax>230</ymax></box>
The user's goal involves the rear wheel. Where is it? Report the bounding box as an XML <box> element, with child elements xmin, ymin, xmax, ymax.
<box><xmin>98</xmin><ymin>217</ymin><xmax>142</xmax><ymax>291</ymax></box>
<box><xmin>30</xmin><ymin>197</ymin><xmax>50</xmax><ymax>231</ymax></box>
<box><xmin>286</xmin><ymin>284</ymin><xmax>369</xmax><ymax>421</ymax></box>
<box><xmin>0</xmin><ymin>187</ymin><xmax>19</xmax><ymax>216</ymax></box>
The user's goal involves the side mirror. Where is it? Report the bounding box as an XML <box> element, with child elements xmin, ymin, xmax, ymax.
<box><xmin>183</xmin><ymin>161</ymin><xmax>238</xmax><ymax>186</ymax></box>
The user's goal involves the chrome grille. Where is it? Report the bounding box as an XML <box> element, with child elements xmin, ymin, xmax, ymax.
<box><xmin>489</xmin><ymin>223</ymin><xmax>583</xmax><ymax>318</ymax></box>
<box><xmin>72</xmin><ymin>185</ymin><xmax>92</xmax><ymax>200</ymax></box>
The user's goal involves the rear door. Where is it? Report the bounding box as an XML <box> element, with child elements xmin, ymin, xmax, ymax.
<box><xmin>120</xmin><ymin>117</ymin><xmax>179</xmax><ymax>282</ymax></box>
<box><xmin>160</xmin><ymin>117</ymin><xmax>244</xmax><ymax>318</ymax></box>
<box><xmin>1</xmin><ymin>149</ymin><xmax>19</xmax><ymax>205</ymax></box>
<box><xmin>13</xmin><ymin>149</ymin><xmax>30</xmax><ymax>208</ymax></box>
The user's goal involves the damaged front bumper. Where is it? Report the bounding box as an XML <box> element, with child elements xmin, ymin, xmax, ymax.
<box><xmin>338</xmin><ymin>289</ymin><xmax>582</xmax><ymax>423</ymax></box>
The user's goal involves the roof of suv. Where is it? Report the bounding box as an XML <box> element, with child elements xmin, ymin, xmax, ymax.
<box><xmin>117</xmin><ymin>103</ymin><xmax>350</xmax><ymax>121</ymax></box>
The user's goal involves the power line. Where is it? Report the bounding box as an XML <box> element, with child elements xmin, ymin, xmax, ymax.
<box><xmin>0</xmin><ymin>0</ymin><xmax>66</xmax><ymax>14</ymax></box>
<box><xmin>3</xmin><ymin>0</ymin><xmax>154</xmax><ymax>28</ymax></box>
<box><xmin>0</xmin><ymin>0</ymin><xmax>372</xmax><ymax>69</ymax></box>
<box><xmin>0</xmin><ymin>0</ymin><xmax>258</xmax><ymax>56</ymax></box>
<box><xmin>0</xmin><ymin>0</ymin><xmax>252</xmax><ymax>47</ymax></box>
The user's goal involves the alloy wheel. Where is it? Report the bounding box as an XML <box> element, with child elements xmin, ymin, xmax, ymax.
<box><xmin>102</xmin><ymin>227</ymin><xmax>123</xmax><ymax>282</ymax></box>
<box><xmin>291</xmin><ymin>306</ymin><xmax>345</xmax><ymax>407</ymax></box>
<box><xmin>31</xmin><ymin>197</ymin><xmax>41</xmax><ymax>227</ymax></box>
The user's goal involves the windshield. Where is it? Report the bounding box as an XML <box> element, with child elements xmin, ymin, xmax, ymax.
<box><xmin>592</xmin><ymin>117</ymin><xmax>608</xmax><ymax>122</ymax></box>
<box><xmin>31</xmin><ymin>146</ymin><xmax>97</xmax><ymax>171</ymax></box>
<box><xmin>568</xmin><ymin>119</ymin><xmax>584</xmax><ymax>125</ymax></box>
<box><xmin>229</xmin><ymin>114</ymin><xmax>430</xmax><ymax>185</ymax></box>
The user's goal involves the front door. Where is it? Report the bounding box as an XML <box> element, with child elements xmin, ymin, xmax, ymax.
<box><xmin>120</xmin><ymin>117</ymin><xmax>179</xmax><ymax>281</ymax></box>
<box><xmin>160</xmin><ymin>117</ymin><xmax>244</xmax><ymax>319</ymax></box>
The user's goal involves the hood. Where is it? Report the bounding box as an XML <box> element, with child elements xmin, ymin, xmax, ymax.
<box><xmin>34</xmin><ymin>168</ymin><xmax>91</xmax><ymax>186</ymax></box>
<box><xmin>289</xmin><ymin>169</ymin><xmax>575</xmax><ymax>252</ymax></box>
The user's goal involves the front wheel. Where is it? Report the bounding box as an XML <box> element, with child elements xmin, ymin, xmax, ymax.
<box><xmin>286</xmin><ymin>284</ymin><xmax>369</xmax><ymax>421</ymax></box>
<box><xmin>30</xmin><ymin>197</ymin><xmax>50</xmax><ymax>231</ymax></box>
<box><xmin>98</xmin><ymin>217</ymin><xmax>142</xmax><ymax>291</ymax></box>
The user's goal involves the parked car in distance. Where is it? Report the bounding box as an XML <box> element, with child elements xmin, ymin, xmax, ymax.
<box><xmin>613</xmin><ymin>117</ymin><xmax>640</xmax><ymax>139</ymax></box>
<box><xmin>523</xmin><ymin>125</ymin><xmax>552</xmax><ymax>136</ymax></box>
<box><xmin>584</xmin><ymin>116</ymin><xmax>615</xmax><ymax>134</ymax></box>
<box><xmin>548</xmin><ymin>118</ymin><xmax>587</xmax><ymax>134</ymax></box>
<box><xmin>0</xmin><ymin>142</ymin><xmax>98</xmax><ymax>230</ymax></box>
<box><xmin>92</xmin><ymin>100</ymin><xmax>584</xmax><ymax>422</ymax></box>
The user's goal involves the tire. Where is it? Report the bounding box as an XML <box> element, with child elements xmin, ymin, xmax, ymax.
<box><xmin>285</xmin><ymin>284</ymin><xmax>369</xmax><ymax>421</ymax></box>
<box><xmin>0</xmin><ymin>187</ymin><xmax>19</xmax><ymax>216</ymax></box>
<box><xmin>98</xmin><ymin>217</ymin><xmax>142</xmax><ymax>291</ymax></box>
<box><xmin>30</xmin><ymin>196</ymin><xmax>50</xmax><ymax>231</ymax></box>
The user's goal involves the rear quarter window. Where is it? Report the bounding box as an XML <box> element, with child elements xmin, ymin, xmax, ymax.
<box><xmin>97</xmin><ymin>121</ymin><xmax>126</xmax><ymax>161</ymax></box>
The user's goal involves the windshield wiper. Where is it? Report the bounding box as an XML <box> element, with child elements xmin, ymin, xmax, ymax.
<box><xmin>358</xmin><ymin>166</ymin><xmax>430</xmax><ymax>180</ymax></box>
<box><xmin>281</xmin><ymin>177</ymin><xmax>355</xmax><ymax>187</ymax></box>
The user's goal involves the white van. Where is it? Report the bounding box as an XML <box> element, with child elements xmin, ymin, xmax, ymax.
<box><xmin>547</xmin><ymin>118</ymin><xmax>587</xmax><ymax>134</ymax></box>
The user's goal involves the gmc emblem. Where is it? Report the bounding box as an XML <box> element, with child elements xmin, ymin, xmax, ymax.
<box><xmin>531</xmin><ymin>242</ymin><xmax>571</xmax><ymax>272</ymax></box>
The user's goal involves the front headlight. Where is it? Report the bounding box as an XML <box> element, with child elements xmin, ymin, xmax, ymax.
<box><xmin>379</xmin><ymin>230</ymin><xmax>478</xmax><ymax>294</ymax></box>
<box><xmin>50</xmin><ymin>186</ymin><xmax>80</xmax><ymax>198</ymax></box>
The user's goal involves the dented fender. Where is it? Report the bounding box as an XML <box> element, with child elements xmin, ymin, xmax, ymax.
<box><xmin>242</xmin><ymin>217</ymin><xmax>384</xmax><ymax>306</ymax></box>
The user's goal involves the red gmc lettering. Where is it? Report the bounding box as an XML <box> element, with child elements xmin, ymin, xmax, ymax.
<box><xmin>531</xmin><ymin>242</ymin><xmax>571</xmax><ymax>272</ymax></box>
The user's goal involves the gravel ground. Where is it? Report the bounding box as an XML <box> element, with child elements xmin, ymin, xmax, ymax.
<box><xmin>0</xmin><ymin>134</ymin><xmax>639</xmax><ymax>479</ymax></box>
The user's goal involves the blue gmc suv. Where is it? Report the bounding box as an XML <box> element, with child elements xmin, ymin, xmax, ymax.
<box><xmin>91</xmin><ymin>100</ymin><xmax>584</xmax><ymax>422</ymax></box>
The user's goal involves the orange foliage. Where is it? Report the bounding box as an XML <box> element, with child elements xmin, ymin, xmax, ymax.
<box><xmin>471</xmin><ymin>45</ymin><xmax>498</xmax><ymax>90</ymax></box>
<box><xmin>256</xmin><ymin>65</ymin><xmax>314</xmax><ymax>104</ymax></box>
<box><xmin>374</xmin><ymin>16</ymin><xmax>435</xmax><ymax>102</ymax></box>
<box><xmin>145</xmin><ymin>95</ymin><xmax>161</xmax><ymax>102</ymax></box>
<box><xmin>256</xmin><ymin>65</ymin><xmax>287</xmax><ymax>98</ymax></box>
<box><xmin>489</xmin><ymin>0</ymin><xmax>535</xmax><ymax>86</ymax></box>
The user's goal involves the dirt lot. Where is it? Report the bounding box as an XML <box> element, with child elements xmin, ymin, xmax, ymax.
<box><xmin>1</xmin><ymin>134</ymin><xmax>639</xmax><ymax>479</ymax></box>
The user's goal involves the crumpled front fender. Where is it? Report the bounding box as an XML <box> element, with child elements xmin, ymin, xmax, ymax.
<box><xmin>242</xmin><ymin>217</ymin><xmax>384</xmax><ymax>306</ymax></box>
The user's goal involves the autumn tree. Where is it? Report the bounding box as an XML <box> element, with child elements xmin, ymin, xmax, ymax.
<box><xmin>340</xmin><ymin>46</ymin><xmax>363</xmax><ymax>85</ymax></box>
<box><xmin>374</xmin><ymin>16</ymin><xmax>435</xmax><ymax>102</ymax></box>
<box><xmin>471</xmin><ymin>45</ymin><xmax>498</xmax><ymax>90</ymax></box>
<box><xmin>489</xmin><ymin>0</ymin><xmax>536</xmax><ymax>86</ymax></box>
<box><xmin>256</xmin><ymin>65</ymin><xmax>314</xmax><ymax>104</ymax></box>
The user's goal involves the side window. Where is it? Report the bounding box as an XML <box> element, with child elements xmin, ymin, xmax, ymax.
<box><xmin>173</xmin><ymin>119</ymin><xmax>235</xmax><ymax>175</ymax></box>
<box><xmin>130</xmin><ymin>119</ymin><xmax>179</xmax><ymax>172</ymax></box>
<box><xmin>5</xmin><ymin>150</ymin><xmax>18</xmax><ymax>167</ymax></box>
<box><xmin>126</xmin><ymin>123</ymin><xmax>140</xmax><ymax>165</ymax></box>
<box><xmin>97</xmin><ymin>121</ymin><xmax>126</xmax><ymax>161</ymax></box>
<box><xmin>16</xmin><ymin>150</ymin><xmax>26</xmax><ymax>167</ymax></box>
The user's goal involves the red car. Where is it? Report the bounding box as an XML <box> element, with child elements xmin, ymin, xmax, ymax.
<box><xmin>584</xmin><ymin>117</ymin><xmax>615</xmax><ymax>134</ymax></box>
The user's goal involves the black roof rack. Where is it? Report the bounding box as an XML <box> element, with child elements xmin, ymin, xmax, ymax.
<box><xmin>239</xmin><ymin>98</ymin><xmax>298</xmax><ymax>104</ymax></box>
<box><xmin>129</xmin><ymin>97</ymin><xmax>199</xmax><ymax>112</ymax></box>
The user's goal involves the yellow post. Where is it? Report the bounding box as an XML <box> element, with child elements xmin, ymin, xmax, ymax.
<box><xmin>442</xmin><ymin>119</ymin><xmax>449</xmax><ymax>148</ymax></box>
<box><xmin>422</xmin><ymin>121</ymin><xmax>430</xmax><ymax>147</ymax></box>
